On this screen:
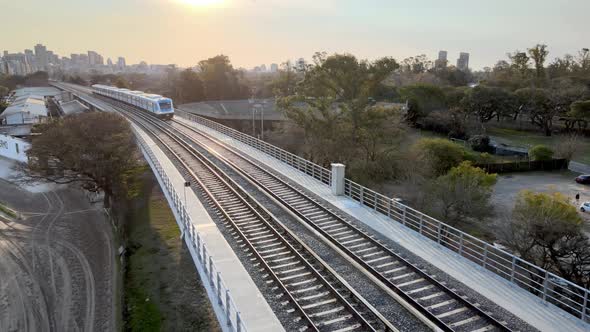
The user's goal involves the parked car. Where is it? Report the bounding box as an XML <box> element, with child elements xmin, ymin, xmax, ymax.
<box><xmin>575</xmin><ymin>175</ymin><xmax>590</xmax><ymax>184</ymax></box>
<box><xmin>581</xmin><ymin>202</ymin><xmax>590</xmax><ymax>213</ymax></box>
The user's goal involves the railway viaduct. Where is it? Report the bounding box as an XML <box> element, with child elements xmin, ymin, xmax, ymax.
<box><xmin>49</xmin><ymin>81</ymin><xmax>590</xmax><ymax>332</ymax></box>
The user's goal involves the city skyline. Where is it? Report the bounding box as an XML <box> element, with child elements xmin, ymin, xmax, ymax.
<box><xmin>2</xmin><ymin>0</ymin><xmax>589</xmax><ymax>70</ymax></box>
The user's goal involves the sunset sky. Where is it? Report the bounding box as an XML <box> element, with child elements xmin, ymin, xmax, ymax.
<box><xmin>2</xmin><ymin>0</ymin><xmax>589</xmax><ymax>69</ymax></box>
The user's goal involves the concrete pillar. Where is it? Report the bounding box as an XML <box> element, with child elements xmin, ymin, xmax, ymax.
<box><xmin>331</xmin><ymin>163</ymin><xmax>345</xmax><ymax>196</ymax></box>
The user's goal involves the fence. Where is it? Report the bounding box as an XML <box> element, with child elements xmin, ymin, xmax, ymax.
<box><xmin>135</xmin><ymin>129</ymin><xmax>247</xmax><ymax>332</ymax></box>
<box><xmin>178</xmin><ymin>110</ymin><xmax>331</xmax><ymax>185</ymax></box>
<box><xmin>475</xmin><ymin>158</ymin><xmax>569</xmax><ymax>173</ymax></box>
<box><xmin>176</xmin><ymin>110</ymin><xmax>590</xmax><ymax>324</ymax></box>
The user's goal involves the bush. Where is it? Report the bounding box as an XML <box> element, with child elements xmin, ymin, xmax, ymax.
<box><xmin>420</xmin><ymin>110</ymin><xmax>467</xmax><ymax>139</ymax></box>
<box><xmin>468</xmin><ymin>135</ymin><xmax>493</xmax><ymax>153</ymax></box>
<box><xmin>414</xmin><ymin>138</ymin><xmax>473</xmax><ymax>176</ymax></box>
<box><xmin>477</xmin><ymin>152</ymin><xmax>495</xmax><ymax>164</ymax></box>
<box><xmin>529</xmin><ymin>145</ymin><xmax>554</xmax><ymax>161</ymax></box>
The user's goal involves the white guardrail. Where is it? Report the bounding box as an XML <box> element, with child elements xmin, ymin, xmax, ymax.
<box><xmin>177</xmin><ymin>109</ymin><xmax>590</xmax><ymax>324</ymax></box>
<box><xmin>135</xmin><ymin>129</ymin><xmax>247</xmax><ymax>332</ymax></box>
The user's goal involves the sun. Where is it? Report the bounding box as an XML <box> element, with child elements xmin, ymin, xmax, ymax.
<box><xmin>176</xmin><ymin>0</ymin><xmax>224</xmax><ymax>7</ymax></box>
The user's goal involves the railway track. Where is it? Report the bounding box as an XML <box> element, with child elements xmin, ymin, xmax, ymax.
<box><xmin>166</xmin><ymin>115</ymin><xmax>512</xmax><ymax>332</ymax></box>
<box><xmin>58</xmin><ymin>83</ymin><xmax>513</xmax><ymax>332</ymax></box>
<box><xmin>109</xmin><ymin>101</ymin><xmax>398</xmax><ymax>332</ymax></box>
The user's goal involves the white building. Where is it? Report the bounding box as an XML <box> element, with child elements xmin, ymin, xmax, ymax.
<box><xmin>0</xmin><ymin>134</ymin><xmax>29</xmax><ymax>163</ymax></box>
<box><xmin>0</xmin><ymin>95</ymin><xmax>48</xmax><ymax>125</ymax></box>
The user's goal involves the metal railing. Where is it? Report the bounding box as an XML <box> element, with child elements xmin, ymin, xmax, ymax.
<box><xmin>177</xmin><ymin>109</ymin><xmax>331</xmax><ymax>186</ymax></box>
<box><xmin>177</xmin><ymin>110</ymin><xmax>590</xmax><ymax>324</ymax></box>
<box><xmin>135</xmin><ymin>129</ymin><xmax>247</xmax><ymax>332</ymax></box>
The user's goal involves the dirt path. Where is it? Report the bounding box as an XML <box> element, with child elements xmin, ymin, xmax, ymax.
<box><xmin>0</xmin><ymin>180</ymin><xmax>116</xmax><ymax>332</ymax></box>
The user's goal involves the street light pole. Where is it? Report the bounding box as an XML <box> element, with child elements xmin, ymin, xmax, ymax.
<box><xmin>260</xmin><ymin>104</ymin><xmax>264</xmax><ymax>140</ymax></box>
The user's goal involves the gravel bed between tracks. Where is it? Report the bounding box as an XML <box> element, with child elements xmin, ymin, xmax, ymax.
<box><xmin>140</xmin><ymin>123</ymin><xmax>426</xmax><ymax>331</ymax></box>
<box><xmin>178</xmin><ymin>126</ymin><xmax>540</xmax><ymax>332</ymax></box>
<box><xmin>177</xmin><ymin>134</ymin><xmax>432</xmax><ymax>331</ymax></box>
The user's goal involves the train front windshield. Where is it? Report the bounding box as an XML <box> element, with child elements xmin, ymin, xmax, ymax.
<box><xmin>159</xmin><ymin>101</ymin><xmax>172</xmax><ymax>112</ymax></box>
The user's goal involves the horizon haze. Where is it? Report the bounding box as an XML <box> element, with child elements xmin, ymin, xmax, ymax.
<box><xmin>2</xmin><ymin>0</ymin><xmax>590</xmax><ymax>69</ymax></box>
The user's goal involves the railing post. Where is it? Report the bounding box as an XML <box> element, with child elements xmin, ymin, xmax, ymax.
<box><xmin>483</xmin><ymin>244</ymin><xmax>488</xmax><ymax>269</ymax></box>
<box><xmin>225</xmin><ymin>290</ymin><xmax>232</xmax><ymax>327</ymax></box>
<box><xmin>418</xmin><ymin>214</ymin><xmax>424</xmax><ymax>234</ymax></box>
<box><xmin>209</xmin><ymin>256</ymin><xmax>214</xmax><ymax>285</ymax></box>
<box><xmin>437</xmin><ymin>223</ymin><xmax>443</xmax><ymax>244</ymax></box>
<box><xmin>459</xmin><ymin>233</ymin><xmax>464</xmax><ymax>256</ymax></box>
<box><xmin>217</xmin><ymin>272</ymin><xmax>223</xmax><ymax>305</ymax></box>
<box><xmin>236</xmin><ymin>312</ymin><xmax>242</xmax><ymax>332</ymax></box>
<box><xmin>203</xmin><ymin>247</ymin><xmax>208</xmax><ymax>272</ymax></box>
<box><xmin>359</xmin><ymin>187</ymin><xmax>364</xmax><ymax>206</ymax></box>
<box><xmin>374</xmin><ymin>195</ymin><xmax>378</xmax><ymax>211</ymax></box>
<box><xmin>583</xmin><ymin>291</ymin><xmax>588</xmax><ymax>321</ymax></box>
<box><xmin>510</xmin><ymin>256</ymin><xmax>516</xmax><ymax>283</ymax></box>
<box><xmin>387</xmin><ymin>200</ymin><xmax>392</xmax><ymax>217</ymax></box>
<box><xmin>402</xmin><ymin>206</ymin><xmax>407</xmax><ymax>226</ymax></box>
<box><xmin>542</xmin><ymin>271</ymin><xmax>549</xmax><ymax>303</ymax></box>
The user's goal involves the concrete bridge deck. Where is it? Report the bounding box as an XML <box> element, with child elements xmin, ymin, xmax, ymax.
<box><xmin>176</xmin><ymin>115</ymin><xmax>590</xmax><ymax>332</ymax></box>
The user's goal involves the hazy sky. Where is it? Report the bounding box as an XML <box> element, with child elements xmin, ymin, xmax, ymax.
<box><xmin>2</xmin><ymin>0</ymin><xmax>589</xmax><ymax>69</ymax></box>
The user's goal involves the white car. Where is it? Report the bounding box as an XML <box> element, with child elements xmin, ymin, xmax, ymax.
<box><xmin>581</xmin><ymin>202</ymin><xmax>590</xmax><ymax>213</ymax></box>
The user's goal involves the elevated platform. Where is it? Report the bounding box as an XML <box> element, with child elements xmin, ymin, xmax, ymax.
<box><xmin>133</xmin><ymin>124</ymin><xmax>284</xmax><ymax>332</ymax></box>
<box><xmin>176</xmin><ymin>116</ymin><xmax>590</xmax><ymax>332</ymax></box>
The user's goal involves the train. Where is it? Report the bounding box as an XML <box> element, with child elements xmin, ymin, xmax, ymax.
<box><xmin>92</xmin><ymin>84</ymin><xmax>174</xmax><ymax>120</ymax></box>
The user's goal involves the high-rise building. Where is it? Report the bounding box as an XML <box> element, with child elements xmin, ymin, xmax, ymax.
<box><xmin>260</xmin><ymin>64</ymin><xmax>267</xmax><ymax>72</ymax></box>
<box><xmin>457</xmin><ymin>52</ymin><xmax>470</xmax><ymax>71</ymax></box>
<box><xmin>107</xmin><ymin>58</ymin><xmax>113</xmax><ymax>67</ymax></box>
<box><xmin>270</xmin><ymin>63</ymin><xmax>279</xmax><ymax>72</ymax></box>
<box><xmin>117</xmin><ymin>57</ymin><xmax>126</xmax><ymax>70</ymax></box>
<box><xmin>435</xmin><ymin>50</ymin><xmax>448</xmax><ymax>68</ymax></box>
<box><xmin>88</xmin><ymin>51</ymin><xmax>100</xmax><ymax>66</ymax></box>
<box><xmin>34</xmin><ymin>44</ymin><xmax>48</xmax><ymax>70</ymax></box>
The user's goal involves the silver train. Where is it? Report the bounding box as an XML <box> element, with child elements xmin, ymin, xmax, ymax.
<box><xmin>92</xmin><ymin>84</ymin><xmax>174</xmax><ymax>120</ymax></box>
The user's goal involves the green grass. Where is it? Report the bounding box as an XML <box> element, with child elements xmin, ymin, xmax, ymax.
<box><xmin>488</xmin><ymin>127</ymin><xmax>590</xmax><ymax>164</ymax></box>
<box><xmin>0</xmin><ymin>203</ymin><xmax>16</xmax><ymax>218</ymax></box>
<box><xmin>124</xmin><ymin>174</ymin><xmax>219</xmax><ymax>332</ymax></box>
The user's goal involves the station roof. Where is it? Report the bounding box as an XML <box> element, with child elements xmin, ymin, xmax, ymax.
<box><xmin>59</xmin><ymin>100</ymin><xmax>90</xmax><ymax>116</ymax></box>
<box><xmin>179</xmin><ymin>99</ymin><xmax>285</xmax><ymax>121</ymax></box>
<box><xmin>12</xmin><ymin>87</ymin><xmax>60</xmax><ymax>98</ymax></box>
<box><xmin>1</xmin><ymin>97</ymin><xmax>47</xmax><ymax>119</ymax></box>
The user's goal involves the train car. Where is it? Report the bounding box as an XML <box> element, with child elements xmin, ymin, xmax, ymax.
<box><xmin>91</xmin><ymin>84</ymin><xmax>174</xmax><ymax>120</ymax></box>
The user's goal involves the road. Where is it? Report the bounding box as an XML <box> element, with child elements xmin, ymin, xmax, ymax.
<box><xmin>492</xmin><ymin>170</ymin><xmax>590</xmax><ymax>222</ymax></box>
<box><xmin>0</xmin><ymin>173</ymin><xmax>117</xmax><ymax>332</ymax></box>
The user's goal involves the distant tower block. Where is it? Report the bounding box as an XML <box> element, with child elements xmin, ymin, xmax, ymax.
<box><xmin>331</xmin><ymin>163</ymin><xmax>346</xmax><ymax>196</ymax></box>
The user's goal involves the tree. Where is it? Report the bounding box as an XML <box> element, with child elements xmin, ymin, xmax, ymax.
<box><xmin>461</xmin><ymin>85</ymin><xmax>519</xmax><ymax>124</ymax></box>
<box><xmin>495</xmin><ymin>191</ymin><xmax>590</xmax><ymax>288</ymax></box>
<box><xmin>398</xmin><ymin>84</ymin><xmax>446</xmax><ymax>125</ymax></box>
<box><xmin>569</xmin><ymin>100</ymin><xmax>590</xmax><ymax>122</ymax></box>
<box><xmin>175</xmin><ymin>69</ymin><xmax>204</xmax><ymax>103</ymax></box>
<box><xmin>529</xmin><ymin>145</ymin><xmax>554</xmax><ymax>161</ymax></box>
<box><xmin>115</xmin><ymin>77</ymin><xmax>130</xmax><ymax>89</ymax></box>
<box><xmin>278</xmin><ymin>53</ymin><xmax>400</xmax><ymax>164</ymax></box>
<box><xmin>427</xmin><ymin>161</ymin><xmax>497</xmax><ymax>227</ymax></box>
<box><xmin>198</xmin><ymin>55</ymin><xmax>249</xmax><ymax>100</ymax></box>
<box><xmin>508</xmin><ymin>51</ymin><xmax>531</xmax><ymax>79</ymax></box>
<box><xmin>554</xmin><ymin>134</ymin><xmax>582</xmax><ymax>161</ymax></box>
<box><xmin>516</xmin><ymin>87</ymin><xmax>556</xmax><ymax>136</ymax></box>
<box><xmin>413</xmin><ymin>138</ymin><xmax>473</xmax><ymax>176</ymax></box>
<box><xmin>0</xmin><ymin>85</ymin><xmax>9</xmax><ymax>98</ymax></box>
<box><xmin>271</xmin><ymin>61</ymin><xmax>299</xmax><ymax>97</ymax></box>
<box><xmin>528</xmin><ymin>44</ymin><xmax>549</xmax><ymax>80</ymax></box>
<box><xmin>25</xmin><ymin>112</ymin><xmax>143</xmax><ymax>208</ymax></box>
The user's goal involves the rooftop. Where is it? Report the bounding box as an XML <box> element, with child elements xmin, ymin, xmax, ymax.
<box><xmin>179</xmin><ymin>99</ymin><xmax>285</xmax><ymax>121</ymax></box>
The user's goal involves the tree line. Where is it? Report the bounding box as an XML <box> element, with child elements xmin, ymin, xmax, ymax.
<box><xmin>65</xmin><ymin>55</ymin><xmax>252</xmax><ymax>104</ymax></box>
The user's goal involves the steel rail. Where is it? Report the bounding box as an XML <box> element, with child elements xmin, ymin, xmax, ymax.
<box><xmin>170</xmin><ymin>117</ymin><xmax>512</xmax><ymax>332</ymax></box>
<box><xmin>111</xmin><ymin>101</ymin><xmax>396</xmax><ymax>332</ymax></box>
